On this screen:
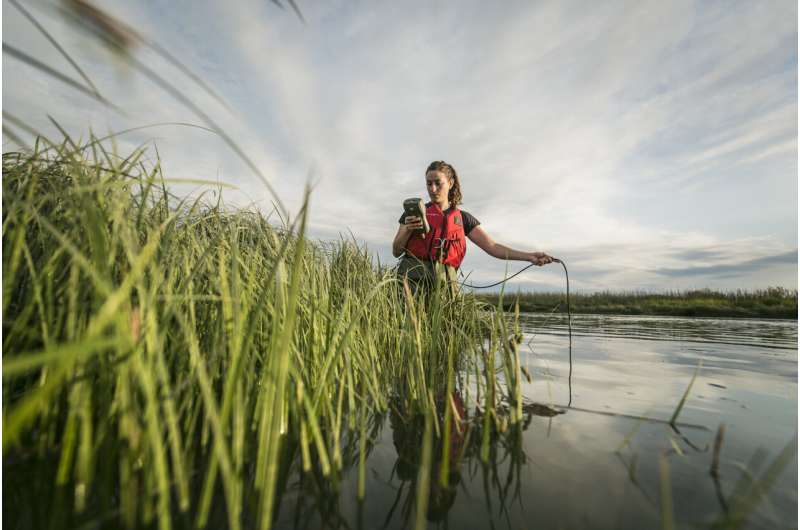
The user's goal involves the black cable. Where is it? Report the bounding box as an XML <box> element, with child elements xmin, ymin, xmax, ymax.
<box><xmin>555</xmin><ymin>259</ymin><xmax>573</xmax><ymax>407</ymax></box>
<box><xmin>459</xmin><ymin>258</ymin><xmax>573</xmax><ymax>406</ymax></box>
<box><xmin>458</xmin><ymin>263</ymin><xmax>536</xmax><ymax>289</ymax></box>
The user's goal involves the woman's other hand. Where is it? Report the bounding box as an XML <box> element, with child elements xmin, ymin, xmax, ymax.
<box><xmin>528</xmin><ymin>252</ymin><xmax>555</xmax><ymax>266</ymax></box>
<box><xmin>404</xmin><ymin>215</ymin><xmax>424</xmax><ymax>231</ymax></box>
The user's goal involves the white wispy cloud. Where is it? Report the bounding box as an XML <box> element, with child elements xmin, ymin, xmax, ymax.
<box><xmin>3</xmin><ymin>0</ymin><xmax>796</xmax><ymax>291</ymax></box>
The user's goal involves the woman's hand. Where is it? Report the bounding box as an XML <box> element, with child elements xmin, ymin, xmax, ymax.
<box><xmin>528</xmin><ymin>251</ymin><xmax>555</xmax><ymax>266</ymax></box>
<box><xmin>393</xmin><ymin>216</ymin><xmax>423</xmax><ymax>257</ymax></box>
<box><xmin>404</xmin><ymin>215</ymin><xmax>424</xmax><ymax>232</ymax></box>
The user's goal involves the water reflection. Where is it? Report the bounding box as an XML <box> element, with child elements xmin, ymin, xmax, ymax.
<box><xmin>272</xmin><ymin>386</ymin><xmax>559</xmax><ymax>529</ymax></box>
<box><xmin>387</xmin><ymin>392</ymin><xmax>466</xmax><ymax>526</ymax></box>
<box><xmin>269</xmin><ymin>401</ymin><xmax>792</xmax><ymax>529</ymax></box>
<box><xmin>14</xmin><ymin>314</ymin><xmax>787</xmax><ymax>529</ymax></box>
<box><xmin>271</xmin><ymin>313</ymin><xmax>796</xmax><ymax>530</ymax></box>
<box><xmin>380</xmin><ymin>390</ymin><xmax>582</xmax><ymax>529</ymax></box>
<box><xmin>520</xmin><ymin>313</ymin><xmax>798</xmax><ymax>351</ymax></box>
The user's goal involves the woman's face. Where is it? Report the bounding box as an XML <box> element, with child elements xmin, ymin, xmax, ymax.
<box><xmin>426</xmin><ymin>170</ymin><xmax>452</xmax><ymax>205</ymax></box>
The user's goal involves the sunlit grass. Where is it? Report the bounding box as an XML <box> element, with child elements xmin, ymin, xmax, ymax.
<box><xmin>2</xmin><ymin>139</ymin><xmax>527</xmax><ymax>530</ymax></box>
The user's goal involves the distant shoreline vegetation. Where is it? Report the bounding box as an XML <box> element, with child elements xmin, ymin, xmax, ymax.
<box><xmin>475</xmin><ymin>288</ymin><xmax>798</xmax><ymax>320</ymax></box>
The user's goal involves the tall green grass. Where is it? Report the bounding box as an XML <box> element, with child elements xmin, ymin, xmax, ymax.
<box><xmin>2</xmin><ymin>139</ymin><xmax>524</xmax><ymax>530</ymax></box>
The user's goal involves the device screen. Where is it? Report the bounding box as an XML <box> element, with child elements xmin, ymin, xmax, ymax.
<box><xmin>403</xmin><ymin>198</ymin><xmax>429</xmax><ymax>233</ymax></box>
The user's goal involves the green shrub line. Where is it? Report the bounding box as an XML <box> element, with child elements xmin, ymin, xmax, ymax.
<box><xmin>2</xmin><ymin>140</ymin><xmax>530</xmax><ymax>530</ymax></box>
<box><xmin>477</xmin><ymin>288</ymin><xmax>798</xmax><ymax>319</ymax></box>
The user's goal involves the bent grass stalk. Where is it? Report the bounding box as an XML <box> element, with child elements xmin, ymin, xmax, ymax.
<box><xmin>670</xmin><ymin>359</ymin><xmax>702</xmax><ymax>427</ymax></box>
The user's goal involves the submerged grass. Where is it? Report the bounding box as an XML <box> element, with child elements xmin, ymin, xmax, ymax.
<box><xmin>2</xmin><ymin>139</ymin><xmax>523</xmax><ymax>529</ymax></box>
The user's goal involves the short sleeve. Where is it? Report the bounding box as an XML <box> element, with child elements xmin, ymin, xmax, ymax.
<box><xmin>460</xmin><ymin>210</ymin><xmax>480</xmax><ymax>235</ymax></box>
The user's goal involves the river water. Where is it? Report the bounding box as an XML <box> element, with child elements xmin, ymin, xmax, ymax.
<box><xmin>274</xmin><ymin>313</ymin><xmax>797</xmax><ymax>530</ymax></box>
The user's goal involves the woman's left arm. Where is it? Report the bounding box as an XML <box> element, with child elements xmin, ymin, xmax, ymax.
<box><xmin>467</xmin><ymin>226</ymin><xmax>554</xmax><ymax>265</ymax></box>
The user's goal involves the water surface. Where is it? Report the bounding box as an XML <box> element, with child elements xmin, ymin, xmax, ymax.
<box><xmin>274</xmin><ymin>313</ymin><xmax>798</xmax><ymax>530</ymax></box>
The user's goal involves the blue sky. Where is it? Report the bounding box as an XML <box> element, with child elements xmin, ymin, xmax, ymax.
<box><xmin>3</xmin><ymin>0</ymin><xmax>797</xmax><ymax>292</ymax></box>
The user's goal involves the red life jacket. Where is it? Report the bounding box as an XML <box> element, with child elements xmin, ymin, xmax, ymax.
<box><xmin>405</xmin><ymin>203</ymin><xmax>466</xmax><ymax>268</ymax></box>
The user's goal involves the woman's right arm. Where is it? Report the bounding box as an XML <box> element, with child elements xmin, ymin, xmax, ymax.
<box><xmin>392</xmin><ymin>216</ymin><xmax>422</xmax><ymax>257</ymax></box>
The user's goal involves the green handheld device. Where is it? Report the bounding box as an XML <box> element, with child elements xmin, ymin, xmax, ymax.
<box><xmin>403</xmin><ymin>198</ymin><xmax>430</xmax><ymax>234</ymax></box>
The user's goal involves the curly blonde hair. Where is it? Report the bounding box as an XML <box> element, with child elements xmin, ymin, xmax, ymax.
<box><xmin>426</xmin><ymin>161</ymin><xmax>462</xmax><ymax>206</ymax></box>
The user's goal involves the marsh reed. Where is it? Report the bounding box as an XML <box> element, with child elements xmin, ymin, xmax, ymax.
<box><xmin>2</xmin><ymin>139</ymin><xmax>526</xmax><ymax>530</ymax></box>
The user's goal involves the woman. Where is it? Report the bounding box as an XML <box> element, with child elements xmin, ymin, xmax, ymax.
<box><xmin>392</xmin><ymin>160</ymin><xmax>554</xmax><ymax>292</ymax></box>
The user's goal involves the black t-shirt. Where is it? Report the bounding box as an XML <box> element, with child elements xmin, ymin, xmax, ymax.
<box><xmin>398</xmin><ymin>206</ymin><xmax>480</xmax><ymax>236</ymax></box>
